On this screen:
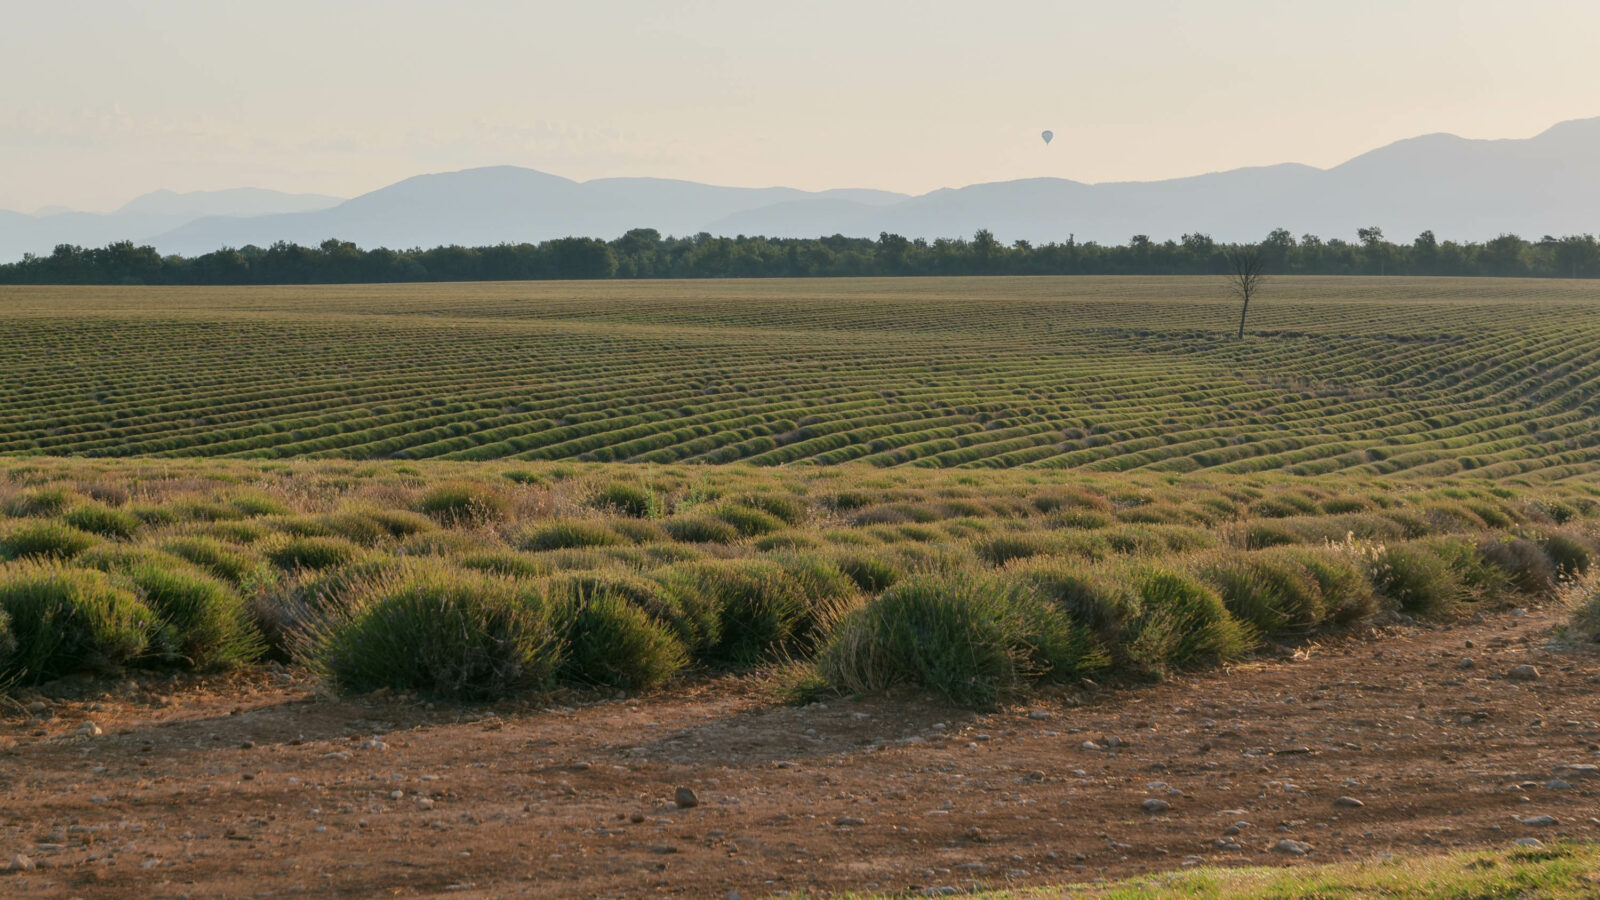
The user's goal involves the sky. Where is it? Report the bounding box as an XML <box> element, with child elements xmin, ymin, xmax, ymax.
<box><xmin>3</xmin><ymin>0</ymin><xmax>1598</xmax><ymax>213</ymax></box>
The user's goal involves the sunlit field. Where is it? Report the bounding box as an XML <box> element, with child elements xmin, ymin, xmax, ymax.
<box><xmin>2</xmin><ymin>276</ymin><xmax>1597</xmax><ymax>479</ymax></box>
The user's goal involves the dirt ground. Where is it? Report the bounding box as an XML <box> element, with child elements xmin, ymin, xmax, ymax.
<box><xmin>3</xmin><ymin>608</ymin><xmax>1598</xmax><ymax>899</ymax></box>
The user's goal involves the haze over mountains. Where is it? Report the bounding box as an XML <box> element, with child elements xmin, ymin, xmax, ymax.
<box><xmin>4</xmin><ymin>117</ymin><xmax>1599</xmax><ymax>262</ymax></box>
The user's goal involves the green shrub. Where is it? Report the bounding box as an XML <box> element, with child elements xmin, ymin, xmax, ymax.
<box><xmin>1202</xmin><ymin>552</ymin><xmax>1327</xmax><ymax>637</ymax></box>
<box><xmin>663</xmin><ymin>515</ymin><xmax>740</xmax><ymax>544</ymax></box>
<box><xmin>738</xmin><ymin>492</ymin><xmax>807</xmax><ymax>525</ymax></box>
<box><xmin>124</xmin><ymin>563</ymin><xmax>264</xmax><ymax>670</ymax></box>
<box><xmin>0</xmin><ymin>521</ymin><xmax>98</xmax><ymax>561</ymax></box>
<box><xmin>592</xmin><ymin>482</ymin><xmax>658</xmax><ymax>518</ymax></box>
<box><xmin>975</xmin><ymin>532</ymin><xmax>1056</xmax><ymax>566</ymax></box>
<box><xmin>517</xmin><ymin>520</ymin><xmax>623</xmax><ymax>552</ymax></box>
<box><xmin>0</xmin><ymin>606</ymin><xmax>14</xmax><ymax>669</ymax></box>
<box><xmin>771</xmin><ymin>552</ymin><xmax>864</xmax><ymax>652</ymax></box>
<box><xmin>457</xmin><ymin>550</ymin><xmax>552</xmax><ymax>579</ymax></box>
<box><xmin>63</xmin><ymin>503</ymin><xmax>142</xmax><ymax>539</ymax></box>
<box><xmin>608</xmin><ymin>518</ymin><xmax>667</xmax><ymax>544</ymax></box>
<box><xmin>302</xmin><ymin>566</ymin><xmax>562</xmax><ymax>700</ymax></box>
<box><xmin>231</xmin><ymin>493</ymin><xmax>290</xmax><ymax>517</ymax></box>
<box><xmin>834</xmin><ymin>553</ymin><xmax>904</xmax><ymax>594</ymax></box>
<box><xmin>1570</xmin><ymin>579</ymin><xmax>1600</xmax><ymax>642</ymax></box>
<box><xmin>0</xmin><ymin>563</ymin><xmax>153</xmax><ymax>683</ymax></box>
<box><xmin>415</xmin><ymin>481</ymin><xmax>509</xmax><ymax>524</ymax></box>
<box><xmin>1120</xmin><ymin>568</ymin><xmax>1253</xmax><ymax>678</ymax></box>
<box><xmin>1276</xmin><ymin>547</ymin><xmax>1377</xmax><ymax>625</ymax></box>
<box><xmin>558</xmin><ymin>592</ymin><xmax>687</xmax><ymax>690</ymax></box>
<box><xmin>1024</xmin><ymin>562</ymin><xmax>1249</xmax><ymax>681</ymax></box>
<box><xmin>320</xmin><ymin>511</ymin><xmax>389</xmax><ymax>546</ymax></box>
<box><xmin>266</xmin><ymin>536</ymin><xmax>361</xmax><ymax>571</ymax></box>
<box><xmin>1373</xmin><ymin>543</ymin><xmax>1466</xmax><ymax>616</ymax></box>
<box><xmin>1543</xmin><ymin>531</ymin><xmax>1595</xmax><ymax>578</ymax></box>
<box><xmin>1476</xmin><ymin>536</ymin><xmax>1557</xmax><ymax>598</ymax></box>
<box><xmin>815</xmin><ymin>572</ymin><xmax>1100</xmax><ymax>707</ymax></box>
<box><xmin>6</xmin><ymin>487</ymin><xmax>77</xmax><ymax>517</ymax></box>
<box><xmin>1243</xmin><ymin>522</ymin><xmax>1300</xmax><ymax>549</ymax></box>
<box><xmin>163</xmin><ymin>536</ymin><xmax>262</xmax><ymax>584</ymax></box>
<box><xmin>714</xmin><ymin>504</ymin><xmax>785</xmax><ymax>537</ymax></box>
<box><xmin>657</xmin><ymin>560</ymin><xmax>806</xmax><ymax>666</ymax></box>
<box><xmin>206</xmin><ymin>520</ymin><xmax>268</xmax><ymax>544</ymax></box>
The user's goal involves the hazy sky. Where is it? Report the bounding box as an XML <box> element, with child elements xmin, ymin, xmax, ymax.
<box><xmin>4</xmin><ymin>0</ymin><xmax>1598</xmax><ymax>212</ymax></box>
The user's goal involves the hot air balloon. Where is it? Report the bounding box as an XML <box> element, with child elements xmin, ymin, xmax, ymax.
<box><xmin>1041</xmin><ymin>130</ymin><xmax>1054</xmax><ymax>145</ymax></box>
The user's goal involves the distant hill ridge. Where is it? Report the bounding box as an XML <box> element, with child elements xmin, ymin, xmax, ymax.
<box><xmin>3</xmin><ymin>116</ymin><xmax>1599</xmax><ymax>261</ymax></box>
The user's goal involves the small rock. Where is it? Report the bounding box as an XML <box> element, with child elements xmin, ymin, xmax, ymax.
<box><xmin>1273</xmin><ymin>839</ymin><xmax>1312</xmax><ymax>855</ymax></box>
<box><xmin>1546</xmin><ymin>780</ymin><xmax>1572</xmax><ymax>791</ymax></box>
<box><xmin>1222</xmin><ymin>825</ymin><xmax>1241</xmax><ymax>836</ymax></box>
<box><xmin>1027</xmin><ymin>710</ymin><xmax>1050</xmax><ymax>720</ymax></box>
<box><xmin>1332</xmin><ymin>796</ymin><xmax>1364</xmax><ymax>808</ymax></box>
<box><xmin>9</xmin><ymin>854</ymin><xmax>34</xmax><ymax>871</ymax></box>
<box><xmin>1141</xmin><ymin>798</ymin><xmax>1170</xmax><ymax>814</ymax></box>
<box><xmin>674</xmin><ymin>786</ymin><xmax>699</xmax><ymax>809</ymax></box>
<box><xmin>25</xmin><ymin>701</ymin><xmax>47</xmax><ymax>714</ymax></box>
<box><xmin>358</xmin><ymin>739</ymin><xmax>387</xmax><ymax>751</ymax></box>
<box><xmin>1520</xmin><ymin>815</ymin><xmax>1558</xmax><ymax>827</ymax></box>
<box><xmin>834</xmin><ymin>816</ymin><xmax>866</xmax><ymax>827</ymax></box>
<box><xmin>1458</xmin><ymin>657</ymin><xmax>1474</xmax><ymax>670</ymax></box>
<box><xmin>629</xmin><ymin>811</ymin><xmax>645</xmax><ymax>824</ymax></box>
<box><xmin>240</xmin><ymin>740</ymin><xmax>256</xmax><ymax>750</ymax></box>
<box><xmin>1513</xmin><ymin>838</ymin><xmax>1544</xmax><ymax>848</ymax></box>
<box><xmin>76</xmin><ymin>721</ymin><xmax>103</xmax><ymax>737</ymax></box>
<box><xmin>1562</xmin><ymin>764</ymin><xmax>1599</xmax><ymax>778</ymax></box>
<box><xmin>1507</xmin><ymin>665</ymin><xmax>1541</xmax><ymax>682</ymax></box>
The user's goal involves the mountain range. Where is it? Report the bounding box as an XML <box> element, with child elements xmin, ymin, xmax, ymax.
<box><xmin>4</xmin><ymin>116</ymin><xmax>1599</xmax><ymax>262</ymax></box>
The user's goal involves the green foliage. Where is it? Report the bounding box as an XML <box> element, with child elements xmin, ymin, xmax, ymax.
<box><xmin>0</xmin><ymin>521</ymin><xmax>98</xmax><ymax>561</ymax></box>
<box><xmin>1201</xmin><ymin>552</ymin><xmax>1327</xmax><ymax>637</ymax></box>
<box><xmin>64</xmin><ymin>502</ymin><xmax>142</xmax><ymax>539</ymax></box>
<box><xmin>517</xmin><ymin>520</ymin><xmax>623</xmax><ymax>551</ymax></box>
<box><xmin>592</xmin><ymin>482</ymin><xmax>658</xmax><ymax>518</ymax></box>
<box><xmin>816</xmin><ymin>572</ymin><xmax>1101</xmax><ymax>707</ymax></box>
<box><xmin>1543</xmin><ymin>531</ymin><xmax>1595</xmax><ymax>578</ymax></box>
<box><xmin>163</xmin><ymin>536</ymin><xmax>262</xmax><ymax>584</ymax></box>
<box><xmin>558</xmin><ymin>592</ymin><xmax>687</xmax><ymax>690</ymax></box>
<box><xmin>833</xmin><ymin>553</ymin><xmax>904</xmax><ymax>594</ymax></box>
<box><xmin>657</xmin><ymin>560</ymin><xmax>806</xmax><ymax>666</ymax></box>
<box><xmin>123</xmin><ymin>562</ymin><xmax>265</xmax><ymax>669</ymax></box>
<box><xmin>415</xmin><ymin>481</ymin><xmax>509</xmax><ymax>524</ymax></box>
<box><xmin>266</xmin><ymin>536</ymin><xmax>361</xmax><ymax>571</ymax></box>
<box><xmin>0</xmin><ymin>562</ymin><xmax>152</xmax><ymax>683</ymax></box>
<box><xmin>303</xmin><ymin>566</ymin><xmax>563</xmax><ymax>700</ymax></box>
<box><xmin>663</xmin><ymin>515</ymin><xmax>740</xmax><ymax>544</ymax></box>
<box><xmin>1373</xmin><ymin>543</ymin><xmax>1467</xmax><ymax>616</ymax></box>
<box><xmin>1275</xmin><ymin>547</ymin><xmax>1377</xmax><ymax>624</ymax></box>
<box><xmin>5</xmin><ymin>486</ymin><xmax>77</xmax><ymax>517</ymax></box>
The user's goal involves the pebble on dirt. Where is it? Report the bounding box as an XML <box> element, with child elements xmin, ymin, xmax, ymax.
<box><xmin>1273</xmin><ymin>839</ymin><xmax>1312</xmax><ymax>855</ymax></box>
<box><xmin>1332</xmin><ymin>796</ymin><xmax>1364</xmax><ymax>808</ymax></box>
<box><xmin>1507</xmin><ymin>665</ymin><xmax>1540</xmax><ymax>681</ymax></box>
<box><xmin>1140</xmin><ymin>799</ymin><xmax>1170</xmax><ymax>814</ymax></box>
<box><xmin>1519</xmin><ymin>815</ymin><xmax>1558</xmax><ymax>826</ymax></box>
<box><xmin>674</xmin><ymin>786</ymin><xmax>700</xmax><ymax>808</ymax></box>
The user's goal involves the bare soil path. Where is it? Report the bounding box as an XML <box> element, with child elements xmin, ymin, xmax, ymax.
<box><xmin>3</xmin><ymin>609</ymin><xmax>1598</xmax><ymax>898</ymax></box>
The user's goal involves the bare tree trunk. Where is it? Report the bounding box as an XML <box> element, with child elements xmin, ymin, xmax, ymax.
<box><xmin>1237</xmin><ymin>289</ymin><xmax>1250</xmax><ymax>340</ymax></box>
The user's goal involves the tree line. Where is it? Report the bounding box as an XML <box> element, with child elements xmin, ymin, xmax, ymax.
<box><xmin>2</xmin><ymin>226</ymin><xmax>1599</xmax><ymax>285</ymax></box>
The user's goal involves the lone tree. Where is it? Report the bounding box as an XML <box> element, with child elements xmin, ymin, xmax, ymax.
<box><xmin>1225</xmin><ymin>245</ymin><xmax>1267</xmax><ymax>339</ymax></box>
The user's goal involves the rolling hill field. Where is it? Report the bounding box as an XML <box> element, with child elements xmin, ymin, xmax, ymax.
<box><xmin>2</xmin><ymin>276</ymin><xmax>1598</xmax><ymax>478</ymax></box>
